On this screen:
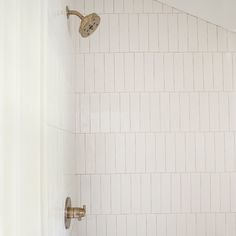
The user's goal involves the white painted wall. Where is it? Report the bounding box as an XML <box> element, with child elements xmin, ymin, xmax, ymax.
<box><xmin>42</xmin><ymin>0</ymin><xmax>79</xmax><ymax>235</ymax></box>
<box><xmin>158</xmin><ymin>0</ymin><xmax>236</xmax><ymax>32</ymax></box>
<box><xmin>75</xmin><ymin>0</ymin><xmax>236</xmax><ymax>235</ymax></box>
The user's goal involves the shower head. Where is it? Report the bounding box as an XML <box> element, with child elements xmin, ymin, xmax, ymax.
<box><xmin>66</xmin><ymin>6</ymin><xmax>100</xmax><ymax>38</ymax></box>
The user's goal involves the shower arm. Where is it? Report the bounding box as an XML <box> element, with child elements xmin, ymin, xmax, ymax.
<box><xmin>66</xmin><ymin>6</ymin><xmax>84</xmax><ymax>20</ymax></box>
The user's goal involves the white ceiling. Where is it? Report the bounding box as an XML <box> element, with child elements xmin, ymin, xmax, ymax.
<box><xmin>158</xmin><ymin>0</ymin><xmax>236</xmax><ymax>32</ymax></box>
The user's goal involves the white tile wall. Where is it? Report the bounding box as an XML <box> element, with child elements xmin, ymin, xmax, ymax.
<box><xmin>75</xmin><ymin>0</ymin><xmax>236</xmax><ymax>235</ymax></box>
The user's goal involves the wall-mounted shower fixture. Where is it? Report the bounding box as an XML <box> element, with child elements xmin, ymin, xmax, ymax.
<box><xmin>66</xmin><ymin>6</ymin><xmax>100</xmax><ymax>38</ymax></box>
<box><xmin>64</xmin><ymin>197</ymin><xmax>86</xmax><ymax>229</ymax></box>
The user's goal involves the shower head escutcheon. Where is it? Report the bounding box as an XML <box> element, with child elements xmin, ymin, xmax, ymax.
<box><xmin>66</xmin><ymin>6</ymin><xmax>100</xmax><ymax>38</ymax></box>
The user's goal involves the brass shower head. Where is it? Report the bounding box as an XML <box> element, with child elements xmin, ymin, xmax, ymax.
<box><xmin>66</xmin><ymin>6</ymin><xmax>100</xmax><ymax>38</ymax></box>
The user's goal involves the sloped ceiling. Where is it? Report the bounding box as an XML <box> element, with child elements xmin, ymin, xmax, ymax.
<box><xmin>158</xmin><ymin>0</ymin><xmax>236</xmax><ymax>32</ymax></box>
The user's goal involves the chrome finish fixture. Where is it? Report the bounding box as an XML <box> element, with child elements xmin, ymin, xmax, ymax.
<box><xmin>64</xmin><ymin>197</ymin><xmax>86</xmax><ymax>229</ymax></box>
<box><xmin>66</xmin><ymin>6</ymin><xmax>100</xmax><ymax>38</ymax></box>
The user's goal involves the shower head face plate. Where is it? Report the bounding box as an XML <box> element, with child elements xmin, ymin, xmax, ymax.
<box><xmin>79</xmin><ymin>13</ymin><xmax>100</xmax><ymax>37</ymax></box>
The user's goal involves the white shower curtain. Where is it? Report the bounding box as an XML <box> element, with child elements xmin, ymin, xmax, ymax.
<box><xmin>0</xmin><ymin>0</ymin><xmax>42</xmax><ymax>235</ymax></box>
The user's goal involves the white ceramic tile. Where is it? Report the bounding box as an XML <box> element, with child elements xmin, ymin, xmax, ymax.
<box><xmin>214</xmin><ymin>133</ymin><xmax>225</xmax><ymax>172</ymax></box>
<box><xmin>160</xmin><ymin>93</ymin><xmax>170</xmax><ymax>131</ymax></box>
<box><xmin>117</xmin><ymin>216</ymin><xmax>126</xmax><ymax>236</ymax></box>
<box><xmin>201</xmin><ymin>174</ymin><xmax>211</xmax><ymax>212</ymax></box>
<box><xmin>104</xmin><ymin>0</ymin><xmax>113</xmax><ymax>13</ymax></box>
<box><xmin>140</xmin><ymin>93</ymin><xmax>150</xmax><ymax>131</ymax></box>
<box><xmin>156</xmin><ymin>215</ymin><xmax>167</xmax><ymax>236</ymax></box>
<box><xmin>147</xmin><ymin>215</ymin><xmax>157</xmax><ymax>236</ymax></box>
<box><xmin>156</xmin><ymin>134</ymin><xmax>166</xmax><ymax>172</ymax></box>
<box><xmin>185</xmin><ymin>133</ymin><xmax>196</xmax><ymax>172</ymax></box>
<box><xmin>144</xmin><ymin>53</ymin><xmax>154</xmax><ymax>91</ymax></box>
<box><xmin>224</xmin><ymin>133</ymin><xmax>235</xmax><ymax>172</ymax></box>
<box><xmin>95</xmin><ymin>134</ymin><xmax>106</xmax><ymax>173</ymax></box>
<box><xmin>174</xmin><ymin>53</ymin><xmax>184</xmax><ymax>90</ymax></box>
<box><xmin>231</xmin><ymin>173</ymin><xmax>236</xmax><ymax>212</ymax></box>
<box><xmin>125</xmin><ymin>134</ymin><xmax>136</xmax><ymax>172</ymax></box>
<box><xmin>161</xmin><ymin>174</ymin><xmax>171</xmax><ymax>213</ymax></box>
<box><xmin>133</xmin><ymin>0</ymin><xmax>143</xmax><ymax>13</ymax></box>
<box><xmin>220</xmin><ymin>173</ymin><xmax>230</xmax><ymax>212</ymax></box>
<box><xmin>91</xmin><ymin>175</ymin><xmax>101</xmax><ymax>214</ymax></box>
<box><xmin>107</xmin><ymin>216</ymin><xmax>116</xmax><ymax>236</ymax></box>
<box><xmin>136</xmin><ymin>134</ymin><xmax>146</xmax><ymax>172</ymax></box>
<box><xmin>94</xmin><ymin>54</ymin><xmax>105</xmax><ymax>92</ymax></box>
<box><xmin>119</xmin><ymin>14</ymin><xmax>129</xmax><ymax>52</ymax></box>
<box><xmin>124</xmin><ymin>0</ymin><xmax>133</xmax><ymax>13</ymax></box>
<box><xmin>114</xmin><ymin>54</ymin><xmax>125</xmax><ymax>91</ymax></box>
<box><xmin>209</xmin><ymin>93</ymin><xmax>219</xmax><ymax>130</ymax></box>
<box><xmin>84</xmin><ymin>54</ymin><xmax>95</xmax><ymax>92</ymax></box>
<box><xmin>120</xmin><ymin>93</ymin><xmax>130</xmax><ymax>132</ymax></box>
<box><xmin>101</xmin><ymin>175</ymin><xmax>111</xmax><ymax>213</ymax></box>
<box><xmin>191</xmin><ymin>174</ymin><xmax>201</xmax><ymax>212</ymax></box>
<box><xmin>165</xmin><ymin>134</ymin><xmax>175</xmax><ymax>172</ymax></box>
<box><xmin>207</xmin><ymin>23</ymin><xmax>218</xmax><ymax>51</ymax></box>
<box><xmin>76</xmin><ymin>134</ymin><xmax>86</xmax><ymax>173</ymax></box>
<box><xmin>130</xmin><ymin>93</ymin><xmax>140</xmax><ymax>131</ymax></box>
<box><xmin>183</xmin><ymin>53</ymin><xmax>194</xmax><ymax>90</ymax></box>
<box><xmin>109</xmin><ymin>14</ymin><xmax>120</xmax><ymax>52</ymax></box>
<box><xmin>168</xmin><ymin>14</ymin><xmax>178</xmax><ymax>51</ymax></box>
<box><xmin>115</xmin><ymin>134</ymin><xmax>125</xmax><ymax>172</ymax></box>
<box><xmin>148</xmin><ymin>14</ymin><xmax>159</xmax><ymax>51</ymax></box>
<box><xmin>164</xmin><ymin>54</ymin><xmax>174</xmax><ymax>90</ymax></box>
<box><xmin>223</xmin><ymin>53</ymin><xmax>233</xmax><ymax>90</ymax></box>
<box><xmin>139</xmin><ymin>14</ymin><xmax>149</xmax><ymax>51</ymax></box>
<box><xmin>99</xmin><ymin>14</ymin><xmax>110</xmax><ymax>52</ymax></box>
<box><xmin>90</xmin><ymin>94</ymin><xmax>100</xmax><ymax>132</ymax></box>
<box><xmin>179</xmin><ymin>93</ymin><xmax>190</xmax><ymax>131</ymax></box>
<box><xmin>104</xmin><ymin>54</ymin><xmax>115</xmax><ymax>91</ymax></box>
<box><xmin>114</xmin><ymin>0</ymin><xmax>124</xmax><ymax>13</ymax></box>
<box><xmin>134</xmin><ymin>53</ymin><xmax>144</xmax><ymax>91</ymax></box>
<box><xmin>178</xmin><ymin>14</ymin><xmax>188</xmax><ymax>51</ymax></box>
<box><xmin>166</xmin><ymin>215</ymin><xmax>176</xmax><ymax>236</ymax></box>
<box><xmin>106</xmin><ymin>134</ymin><xmax>116</xmax><ymax>173</ymax></box>
<box><xmin>141</xmin><ymin>174</ymin><xmax>151</xmax><ymax>212</ymax></box>
<box><xmin>213</xmin><ymin>53</ymin><xmax>223</xmax><ymax>90</ymax></box>
<box><xmin>172</xmin><ymin>174</ymin><xmax>181</xmax><ymax>212</ymax></box>
<box><xmin>76</xmin><ymin>54</ymin><xmax>85</xmax><ymax>92</ymax></box>
<box><xmin>150</xmin><ymin>93</ymin><xmax>161</xmax><ymax>131</ymax></box>
<box><xmin>97</xmin><ymin>216</ymin><xmax>107</xmax><ymax>236</ymax></box>
<box><xmin>121</xmin><ymin>175</ymin><xmax>131</xmax><ymax>213</ymax></box>
<box><xmin>100</xmin><ymin>93</ymin><xmax>110</xmax><ymax>132</ymax></box>
<box><xmin>127</xmin><ymin>216</ymin><xmax>136</xmax><ymax>236</ymax></box>
<box><xmin>111</xmin><ymin>175</ymin><xmax>121</xmax><ymax>213</ymax></box>
<box><xmin>188</xmin><ymin>15</ymin><xmax>198</xmax><ymax>51</ymax></box>
<box><xmin>85</xmin><ymin>134</ymin><xmax>96</xmax><ymax>173</ymax></box>
<box><xmin>198</xmin><ymin>19</ymin><xmax>208</xmax><ymax>51</ymax></box>
<box><xmin>151</xmin><ymin>174</ymin><xmax>161</xmax><ymax>213</ymax></box>
<box><xmin>181</xmin><ymin>174</ymin><xmax>191</xmax><ymax>212</ymax></box>
<box><xmin>218</xmin><ymin>27</ymin><xmax>228</xmax><ymax>51</ymax></box>
<box><xmin>203</xmin><ymin>53</ymin><xmax>214</xmax><ymax>90</ymax></box>
<box><xmin>158</xmin><ymin>14</ymin><xmax>169</xmax><ymax>51</ymax></box>
<box><xmin>211</xmin><ymin>174</ymin><xmax>220</xmax><ymax>212</ymax></box>
<box><xmin>129</xmin><ymin>14</ymin><xmax>139</xmax><ymax>51</ymax></box>
<box><xmin>124</xmin><ymin>53</ymin><xmax>135</xmax><ymax>91</ymax></box>
<box><xmin>175</xmin><ymin>133</ymin><xmax>186</xmax><ymax>171</ymax></box>
<box><xmin>131</xmin><ymin>175</ymin><xmax>141</xmax><ymax>213</ymax></box>
<box><xmin>80</xmin><ymin>94</ymin><xmax>90</xmax><ymax>132</ymax></box>
<box><xmin>193</xmin><ymin>53</ymin><xmax>204</xmax><ymax>90</ymax></box>
<box><xmin>154</xmin><ymin>53</ymin><xmax>164</xmax><ymax>90</ymax></box>
<box><xmin>146</xmin><ymin>134</ymin><xmax>156</xmax><ymax>172</ymax></box>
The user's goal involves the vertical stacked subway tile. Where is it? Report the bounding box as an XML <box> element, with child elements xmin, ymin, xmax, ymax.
<box><xmin>75</xmin><ymin>0</ymin><xmax>236</xmax><ymax>235</ymax></box>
